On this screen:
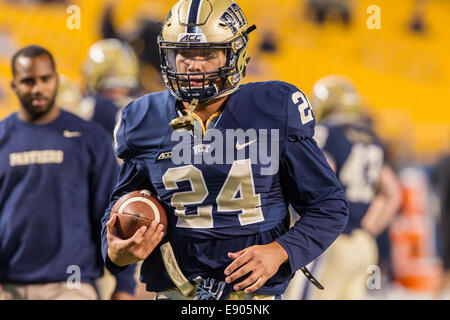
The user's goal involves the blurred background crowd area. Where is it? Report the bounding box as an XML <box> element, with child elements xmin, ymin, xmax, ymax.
<box><xmin>0</xmin><ymin>0</ymin><xmax>449</xmax><ymax>299</ymax></box>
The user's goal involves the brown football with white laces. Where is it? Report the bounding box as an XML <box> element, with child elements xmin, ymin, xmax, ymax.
<box><xmin>111</xmin><ymin>190</ymin><xmax>167</xmax><ymax>239</ymax></box>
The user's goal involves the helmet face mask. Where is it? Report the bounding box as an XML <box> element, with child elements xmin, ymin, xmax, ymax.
<box><xmin>159</xmin><ymin>36</ymin><xmax>247</xmax><ymax>103</ymax></box>
<box><xmin>158</xmin><ymin>0</ymin><xmax>254</xmax><ymax>104</ymax></box>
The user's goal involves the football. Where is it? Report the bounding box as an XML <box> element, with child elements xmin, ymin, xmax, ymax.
<box><xmin>111</xmin><ymin>190</ymin><xmax>167</xmax><ymax>239</ymax></box>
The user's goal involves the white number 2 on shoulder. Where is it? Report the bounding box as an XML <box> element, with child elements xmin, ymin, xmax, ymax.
<box><xmin>292</xmin><ymin>91</ymin><xmax>314</xmax><ymax>125</ymax></box>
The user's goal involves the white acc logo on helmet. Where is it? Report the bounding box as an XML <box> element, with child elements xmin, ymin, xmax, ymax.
<box><xmin>177</xmin><ymin>33</ymin><xmax>208</xmax><ymax>43</ymax></box>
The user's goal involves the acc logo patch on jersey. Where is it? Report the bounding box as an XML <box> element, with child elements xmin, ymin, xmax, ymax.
<box><xmin>157</xmin><ymin>151</ymin><xmax>173</xmax><ymax>160</ymax></box>
<box><xmin>177</xmin><ymin>33</ymin><xmax>207</xmax><ymax>43</ymax></box>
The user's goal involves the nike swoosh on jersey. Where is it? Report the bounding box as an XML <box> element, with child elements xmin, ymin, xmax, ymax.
<box><xmin>63</xmin><ymin>130</ymin><xmax>82</xmax><ymax>138</ymax></box>
<box><xmin>235</xmin><ymin>140</ymin><xmax>256</xmax><ymax>150</ymax></box>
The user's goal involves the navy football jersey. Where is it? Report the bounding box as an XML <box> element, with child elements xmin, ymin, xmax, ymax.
<box><xmin>101</xmin><ymin>81</ymin><xmax>349</xmax><ymax>296</ymax></box>
<box><xmin>77</xmin><ymin>95</ymin><xmax>120</xmax><ymax>137</ymax></box>
<box><xmin>314</xmin><ymin>120</ymin><xmax>385</xmax><ymax>234</ymax></box>
<box><xmin>0</xmin><ymin>110</ymin><xmax>136</xmax><ymax>293</ymax></box>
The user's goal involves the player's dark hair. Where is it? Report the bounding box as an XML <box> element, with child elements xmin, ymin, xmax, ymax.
<box><xmin>11</xmin><ymin>45</ymin><xmax>56</xmax><ymax>77</ymax></box>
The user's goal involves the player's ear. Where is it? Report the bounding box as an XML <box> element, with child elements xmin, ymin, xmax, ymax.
<box><xmin>10</xmin><ymin>79</ymin><xmax>17</xmax><ymax>93</ymax></box>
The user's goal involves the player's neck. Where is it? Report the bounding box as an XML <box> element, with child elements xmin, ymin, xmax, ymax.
<box><xmin>182</xmin><ymin>96</ymin><xmax>228</xmax><ymax>124</ymax></box>
<box><xmin>18</xmin><ymin>105</ymin><xmax>61</xmax><ymax>124</ymax></box>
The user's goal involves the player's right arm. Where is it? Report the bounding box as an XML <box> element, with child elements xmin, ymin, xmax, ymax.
<box><xmin>360</xmin><ymin>164</ymin><xmax>402</xmax><ymax>236</ymax></box>
<box><xmin>101</xmin><ymin>155</ymin><xmax>165</xmax><ymax>269</ymax></box>
<box><xmin>101</xmin><ymin>103</ymin><xmax>165</xmax><ymax>269</ymax></box>
<box><xmin>106</xmin><ymin>211</ymin><xmax>164</xmax><ymax>267</ymax></box>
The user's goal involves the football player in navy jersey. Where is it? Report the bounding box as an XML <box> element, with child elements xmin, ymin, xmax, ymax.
<box><xmin>102</xmin><ymin>0</ymin><xmax>349</xmax><ymax>300</ymax></box>
<box><xmin>284</xmin><ymin>75</ymin><xmax>402</xmax><ymax>300</ymax></box>
<box><xmin>0</xmin><ymin>45</ymin><xmax>136</xmax><ymax>300</ymax></box>
<box><xmin>79</xmin><ymin>39</ymin><xmax>150</xmax><ymax>299</ymax></box>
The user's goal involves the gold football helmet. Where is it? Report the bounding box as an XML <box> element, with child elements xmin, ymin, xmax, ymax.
<box><xmin>310</xmin><ymin>75</ymin><xmax>361</xmax><ymax>121</ymax></box>
<box><xmin>82</xmin><ymin>38</ymin><xmax>139</xmax><ymax>94</ymax></box>
<box><xmin>158</xmin><ymin>0</ymin><xmax>256</xmax><ymax>104</ymax></box>
<box><xmin>55</xmin><ymin>75</ymin><xmax>82</xmax><ymax>114</ymax></box>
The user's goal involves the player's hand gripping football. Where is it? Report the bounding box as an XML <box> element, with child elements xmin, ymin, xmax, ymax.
<box><xmin>224</xmin><ymin>241</ymin><xmax>288</xmax><ymax>293</ymax></box>
<box><xmin>106</xmin><ymin>214</ymin><xmax>165</xmax><ymax>267</ymax></box>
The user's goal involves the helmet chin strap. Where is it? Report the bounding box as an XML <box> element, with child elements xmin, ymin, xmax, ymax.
<box><xmin>178</xmin><ymin>84</ymin><xmax>219</xmax><ymax>104</ymax></box>
<box><xmin>169</xmin><ymin>98</ymin><xmax>199</xmax><ymax>131</ymax></box>
<box><xmin>169</xmin><ymin>81</ymin><xmax>220</xmax><ymax>131</ymax></box>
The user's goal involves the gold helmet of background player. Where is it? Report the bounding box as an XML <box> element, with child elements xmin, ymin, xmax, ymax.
<box><xmin>310</xmin><ymin>75</ymin><xmax>361</xmax><ymax>121</ymax></box>
<box><xmin>158</xmin><ymin>0</ymin><xmax>256</xmax><ymax>103</ymax></box>
<box><xmin>55</xmin><ymin>75</ymin><xmax>82</xmax><ymax>114</ymax></box>
<box><xmin>82</xmin><ymin>38</ymin><xmax>139</xmax><ymax>94</ymax></box>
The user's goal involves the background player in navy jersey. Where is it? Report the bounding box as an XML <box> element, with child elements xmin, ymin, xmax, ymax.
<box><xmin>79</xmin><ymin>38</ymin><xmax>154</xmax><ymax>300</ymax></box>
<box><xmin>284</xmin><ymin>75</ymin><xmax>402</xmax><ymax>300</ymax></box>
<box><xmin>0</xmin><ymin>45</ymin><xmax>136</xmax><ymax>300</ymax></box>
<box><xmin>102</xmin><ymin>0</ymin><xmax>348</xmax><ymax>300</ymax></box>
